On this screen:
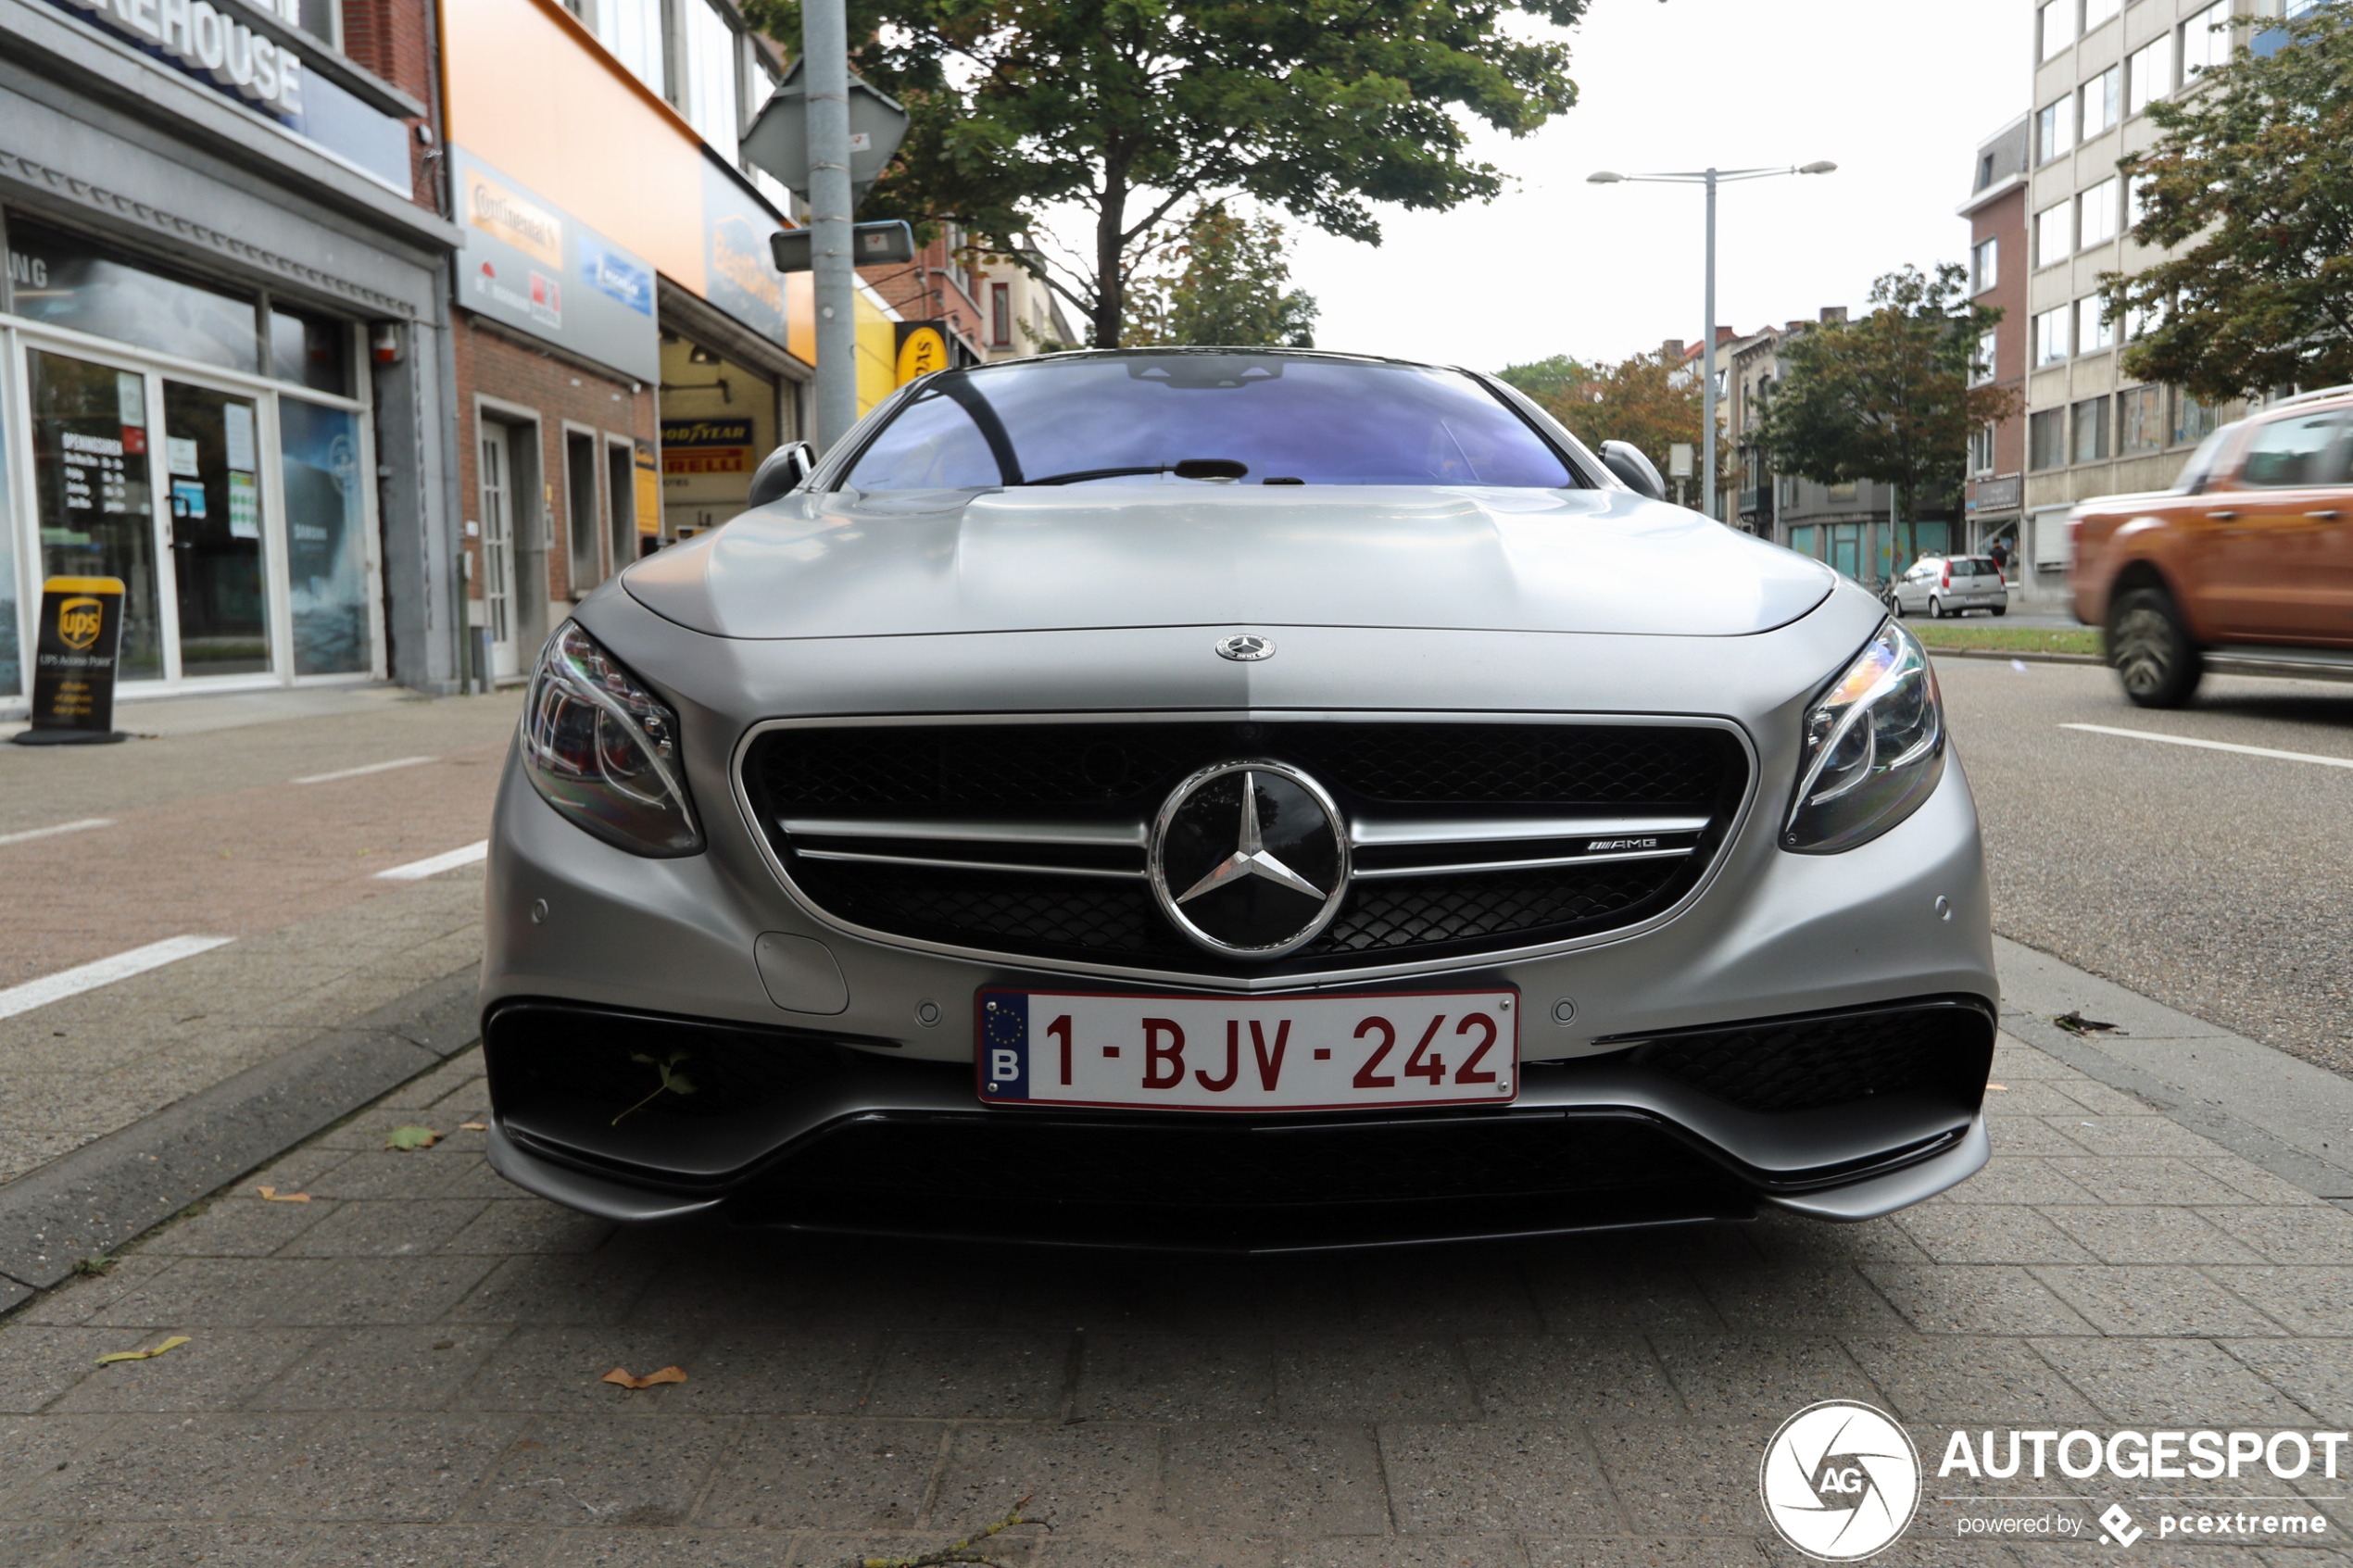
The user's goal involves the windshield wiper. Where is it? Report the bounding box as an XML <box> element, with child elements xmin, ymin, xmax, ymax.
<box><xmin>1024</xmin><ymin>458</ymin><xmax>1250</xmax><ymax>485</ymax></box>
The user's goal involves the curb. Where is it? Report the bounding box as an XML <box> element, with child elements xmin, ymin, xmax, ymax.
<box><xmin>0</xmin><ymin>967</ymin><xmax>480</xmax><ymax>1308</ymax></box>
<box><xmin>1925</xmin><ymin>646</ymin><xmax>2107</xmax><ymax>667</ymax></box>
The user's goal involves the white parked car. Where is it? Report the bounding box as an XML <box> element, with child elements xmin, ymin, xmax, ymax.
<box><xmin>1890</xmin><ymin>555</ymin><xmax>2008</xmax><ymax>619</ymax></box>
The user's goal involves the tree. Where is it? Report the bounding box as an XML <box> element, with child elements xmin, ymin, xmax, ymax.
<box><xmin>1497</xmin><ymin>354</ymin><xmax>1592</xmax><ymax>406</ymax></box>
<box><xmin>1503</xmin><ymin>347</ymin><xmax>1723</xmax><ymax>509</ymax></box>
<box><xmin>1754</xmin><ymin>265</ymin><xmax>2016</xmax><ymax>525</ymax></box>
<box><xmin>2102</xmin><ymin>6</ymin><xmax>2353</xmax><ymax>401</ymax></box>
<box><xmin>1124</xmin><ymin>204</ymin><xmax>1319</xmax><ymax>346</ymax></box>
<box><xmin>742</xmin><ymin>0</ymin><xmax>1591</xmax><ymax>347</ymax></box>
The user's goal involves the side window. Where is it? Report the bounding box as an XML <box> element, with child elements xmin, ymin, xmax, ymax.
<box><xmin>2237</xmin><ymin>411</ymin><xmax>2347</xmax><ymax>487</ymax></box>
<box><xmin>842</xmin><ymin>389</ymin><xmax>1005</xmax><ymax>490</ymax></box>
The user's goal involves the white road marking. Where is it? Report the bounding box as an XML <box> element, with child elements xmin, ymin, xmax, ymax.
<box><xmin>0</xmin><ymin>818</ymin><xmax>115</xmax><ymax>847</ymax></box>
<box><xmin>293</xmin><ymin>756</ymin><xmax>437</xmax><ymax>785</ymax></box>
<box><xmin>0</xmin><ymin>935</ymin><xmax>235</xmax><ymax>1022</ymax></box>
<box><xmin>2060</xmin><ymin>722</ymin><xmax>2353</xmax><ymax>771</ymax></box>
<box><xmin>374</xmin><ymin>840</ymin><xmax>489</xmax><ymax>881</ymax></box>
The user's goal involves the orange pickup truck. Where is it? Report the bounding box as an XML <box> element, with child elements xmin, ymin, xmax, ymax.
<box><xmin>2072</xmin><ymin>387</ymin><xmax>2353</xmax><ymax>707</ymax></box>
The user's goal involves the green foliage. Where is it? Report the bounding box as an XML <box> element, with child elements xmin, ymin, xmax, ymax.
<box><xmin>1125</xmin><ymin>204</ymin><xmax>1318</xmax><ymax>346</ymax></box>
<box><xmin>1496</xmin><ymin>354</ymin><xmax>1592</xmax><ymax>406</ymax></box>
<box><xmin>613</xmin><ymin>1052</ymin><xmax>697</xmax><ymax>1127</ymax></box>
<box><xmin>2103</xmin><ymin>6</ymin><xmax>2353</xmax><ymax>400</ymax></box>
<box><xmin>1754</xmin><ymin>265</ymin><xmax>2016</xmax><ymax>523</ymax></box>
<box><xmin>741</xmin><ymin>0</ymin><xmax>1592</xmax><ymax>346</ymax></box>
<box><xmin>1504</xmin><ymin>347</ymin><xmax>1723</xmax><ymax>509</ymax></box>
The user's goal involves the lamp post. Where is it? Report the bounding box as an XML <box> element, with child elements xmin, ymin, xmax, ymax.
<box><xmin>1587</xmin><ymin>162</ymin><xmax>1836</xmax><ymax>522</ymax></box>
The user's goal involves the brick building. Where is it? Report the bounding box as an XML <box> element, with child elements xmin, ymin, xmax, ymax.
<box><xmin>1961</xmin><ymin>115</ymin><xmax>2031</xmax><ymax>573</ymax></box>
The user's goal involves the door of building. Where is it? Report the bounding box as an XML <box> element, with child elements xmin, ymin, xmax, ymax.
<box><xmin>479</xmin><ymin>421</ymin><xmax>519</xmax><ymax>679</ymax></box>
<box><xmin>162</xmin><ymin>379</ymin><xmax>270</xmax><ymax>675</ymax></box>
<box><xmin>26</xmin><ymin>346</ymin><xmax>168</xmax><ymax>681</ymax></box>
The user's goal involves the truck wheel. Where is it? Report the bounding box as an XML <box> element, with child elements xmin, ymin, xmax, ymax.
<box><xmin>2107</xmin><ymin>586</ymin><xmax>2203</xmax><ymax>708</ymax></box>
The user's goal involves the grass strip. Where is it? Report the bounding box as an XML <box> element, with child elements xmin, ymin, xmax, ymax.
<box><xmin>1910</xmin><ymin>622</ymin><xmax>2101</xmax><ymax>657</ymax></box>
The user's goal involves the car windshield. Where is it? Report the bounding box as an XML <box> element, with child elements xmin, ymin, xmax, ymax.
<box><xmin>839</xmin><ymin>352</ymin><xmax>1581</xmax><ymax>491</ymax></box>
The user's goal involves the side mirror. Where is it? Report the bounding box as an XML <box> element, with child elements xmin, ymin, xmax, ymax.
<box><xmin>1598</xmin><ymin>440</ymin><xmax>1667</xmax><ymax>501</ymax></box>
<box><xmin>747</xmin><ymin>441</ymin><xmax>817</xmax><ymax>508</ymax></box>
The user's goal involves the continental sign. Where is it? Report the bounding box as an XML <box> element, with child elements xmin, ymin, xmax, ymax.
<box><xmin>465</xmin><ymin>169</ymin><xmax>564</xmax><ymax>268</ymax></box>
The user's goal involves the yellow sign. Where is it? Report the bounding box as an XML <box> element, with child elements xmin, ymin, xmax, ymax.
<box><xmin>57</xmin><ymin>596</ymin><xmax>104</xmax><ymax>652</ymax></box>
<box><xmin>635</xmin><ymin>443</ymin><xmax>661</xmax><ymax>536</ymax></box>
<box><xmin>896</xmin><ymin>326</ymin><xmax>949</xmax><ymax>385</ymax></box>
<box><xmin>465</xmin><ymin>169</ymin><xmax>564</xmax><ymax>268</ymax></box>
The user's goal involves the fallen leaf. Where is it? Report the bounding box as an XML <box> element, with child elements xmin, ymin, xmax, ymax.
<box><xmin>601</xmin><ymin>1365</ymin><xmax>687</xmax><ymax>1390</ymax></box>
<box><xmin>1986</xmin><ymin>1084</ymin><xmax>2007</xmax><ymax>1092</ymax></box>
<box><xmin>256</xmin><ymin>1185</ymin><xmax>311</xmax><ymax>1202</ymax></box>
<box><xmin>385</xmin><ymin>1126</ymin><xmax>441</xmax><ymax>1151</ymax></box>
<box><xmin>2053</xmin><ymin>1010</ymin><xmax>2120</xmax><ymax>1035</ymax></box>
<box><xmin>96</xmin><ymin>1336</ymin><xmax>190</xmax><ymax>1365</ymax></box>
<box><xmin>459</xmin><ymin>1122</ymin><xmax>487</xmax><ymax>1132</ymax></box>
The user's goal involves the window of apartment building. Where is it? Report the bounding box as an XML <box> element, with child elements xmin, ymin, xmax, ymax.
<box><xmin>2034</xmin><ymin>201</ymin><xmax>2072</xmax><ymax>266</ymax></box>
<box><xmin>2076</xmin><ymin>295</ymin><xmax>2115</xmax><ymax>353</ymax></box>
<box><xmin>990</xmin><ymin>282</ymin><xmax>1013</xmax><ymax>347</ymax></box>
<box><xmin>2083</xmin><ymin>0</ymin><xmax>2120</xmax><ymax>30</ymax></box>
<box><xmin>1969</xmin><ymin>423</ymin><xmax>1998</xmax><ymax>474</ymax></box>
<box><xmin>1971</xmin><ymin>236</ymin><xmax>1998</xmax><ymax>295</ymax></box>
<box><xmin>2082</xmin><ymin>66</ymin><xmax>2121</xmax><ymax>139</ymax></box>
<box><xmin>2125</xmin><ymin>297</ymin><xmax>2161</xmax><ymax>340</ymax></box>
<box><xmin>2078</xmin><ymin>177</ymin><xmax>2120</xmax><ymax>246</ymax></box>
<box><xmin>2127</xmin><ymin>32</ymin><xmax>2173</xmax><ymax>115</ymax></box>
<box><xmin>2119</xmin><ymin>385</ymin><xmax>2167</xmax><ymax>453</ymax></box>
<box><xmin>2072</xmin><ymin>396</ymin><xmax>2110</xmax><ymax>463</ymax></box>
<box><xmin>2171</xmin><ymin>390</ymin><xmax>2221</xmax><ymax>446</ymax></box>
<box><xmin>2034</xmin><ymin>306</ymin><xmax>2071</xmax><ymax>365</ymax></box>
<box><xmin>1972</xmin><ymin>329</ymin><xmax>1998</xmax><ymax>386</ymax></box>
<box><xmin>291</xmin><ymin>0</ymin><xmax>340</xmax><ymax>45</ymax></box>
<box><xmin>680</xmin><ymin>1</ymin><xmax>741</xmax><ymax>159</ymax></box>
<box><xmin>2030</xmin><ymin>408</ymin><xmax>2069</xmax><ymax>470</ymax></box>
<box><xmin>2040</xmin><ymin>0</ymin><xmax>2078</xmax><ymax>61</ymax></box>
<box><xmin>2035</xmin><ymin>94</ymin><xmax>2075</xmax><ymax>163</ymax></box>
<box><xmin>2126</xmin><ymin>173</ymin><xmax>2154</xmax><ymax>232</ymax></box>
<box><xmin>585</xmin><ymin>0</ymin><xmax>668</xmax><ymax>101</ymax></box>
<box><xmin>943</xmin><ymin>224</ymin><xmax>973</xmax><ymax>297</ymax></box>
<box><xmin>2182</xmin><ymin>1</ymin><xmax>2233</xmax><ymax>78</ymax></box>
<box><xmin>1975</xmin><ymin>152</ymin><xmax>1997</xmax><ymax>194</ymax></box>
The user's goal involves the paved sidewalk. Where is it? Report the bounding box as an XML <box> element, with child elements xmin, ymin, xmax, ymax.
<box><xmin>1</xmin><ymin>1028</ymin><xmax>2348</xmax><ymax>1566</ymax></box>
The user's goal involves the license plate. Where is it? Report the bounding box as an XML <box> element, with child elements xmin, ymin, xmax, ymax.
<box><xmin>976</xmin><ymin>988</ymin><xmax>1518</xmax><ymax>1111</ymax></box>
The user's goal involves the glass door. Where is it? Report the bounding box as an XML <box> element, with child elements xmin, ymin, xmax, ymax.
<box><xmin>26</xmin><ymin>347</ymin><xmax>165</xmax><ymax>681</ymax></box>
<box><xmin>161</xmin><ymin>379</ymin><xmax>271</xmax><ymax>675</ymax></box>
<box><xmin>480</xmin><ymin>421</ymin><xmax>519</xmax><ymax>678</ymax></box>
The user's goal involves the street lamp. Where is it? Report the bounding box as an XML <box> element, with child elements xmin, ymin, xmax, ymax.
<box><xmin>1587</xmin><ymin>161</ymin><xmax>1837</xmax><ymax>521</ymax></box>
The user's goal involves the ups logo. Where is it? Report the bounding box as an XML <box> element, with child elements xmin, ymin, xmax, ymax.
<box><xmin>57</xmin><ymin>596</ymin><xmax>103</xmax><ymax>652</ymax></box>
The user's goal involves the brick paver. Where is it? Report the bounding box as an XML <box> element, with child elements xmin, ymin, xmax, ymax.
<box><xmin>1</xmin><ymin>1034</ymin><xmax>2348</xmax><ymax>1565</ymax></box>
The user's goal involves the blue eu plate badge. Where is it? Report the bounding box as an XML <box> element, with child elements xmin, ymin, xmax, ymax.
<box><xmin>981</xmin><ymin>993</ymin><xmax>1029</xmax><ymax>1100</ymax></box>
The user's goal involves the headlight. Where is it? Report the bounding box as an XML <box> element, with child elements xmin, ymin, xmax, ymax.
<box><xmin>1784</xmin><ymin>620</ymin><xmax>1945</xmax><ymax>853</ymax></box>
<box><xmin>521</xmin><ymin>621</ymin><xmax>702</xmax><ymax>856</ymax></box>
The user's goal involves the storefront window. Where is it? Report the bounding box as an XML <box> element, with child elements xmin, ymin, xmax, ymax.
<box><xmin>281</xmin><ymin>397</ymin><xmax>372</xmax><ymax>674</ymax></box>
<box><xmin>8</xmin><ymin>218</ymin><xmax>260</xmax><ymax>376</ymax></box>
<box><xmin>0</xmin><ymin>373</ymin><xmax>17</xmax><ymax>697</ymax></box>
<box><xmin>270</xmin><ymin>309</ymin><xmax>353</xmax><ymax>397</ymax></box>
<box><xmin>29</xmin><ymin>349</ymin><xmax>163</xmax><ymax>680</ymax></box>
<box><xmin>162</xmin><ymin>381</ymin><xmax>271</xmax><ymax>675</ymax></box>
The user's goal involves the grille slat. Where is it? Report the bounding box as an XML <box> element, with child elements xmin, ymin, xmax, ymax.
<box><xmin>744</xmin><ymin>721</ymin><xmax>1748</xmax><ymax>977</ymax></box>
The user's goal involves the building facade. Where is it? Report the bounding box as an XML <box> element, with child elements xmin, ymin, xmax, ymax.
<box><xmin>2020</xmin><ymin>0</ymin><xmax>2264</xmax><ymax>603</ymax></box>
<box><xmin>1</xmin><ymin>0</ymin><xmax>465</xmax><ymax>707</ymax></box>
<box><xmin>1961</xmin><ymin>115</ymin><xmax>2030</xmax><ymax>574</ymax></box>
<box><xmin>1727</xmin><ymin>309</ymin><xmax>1909</xmax><ymax>588</ymax></box>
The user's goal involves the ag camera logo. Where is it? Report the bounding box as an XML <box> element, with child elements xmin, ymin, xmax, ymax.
<box><xmin>1761</xmin><ymin>1400</ymin><xmax>1923</xmax><ymax>1561</ymax></box>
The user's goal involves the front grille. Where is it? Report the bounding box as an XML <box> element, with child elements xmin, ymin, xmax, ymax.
<box><xmin>1608</xmin><ymin>996</ymin><xmax>1998</xmax><ymax>1115</ymax></box>
<box><xmin>743</xmin><ymin>720</ymin><xmax>1750</xmax><ymax>977</ymax></box>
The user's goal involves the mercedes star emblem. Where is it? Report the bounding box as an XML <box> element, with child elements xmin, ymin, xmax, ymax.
<box><xmin>1149</xmin><ymin>759</ymin><xmax>1349</xmax><ymax>959</ymax></box>
<box><xmin>1214</xmin><ymin>633</ymin><xmax>1276</xmax><ymax>662</ymax></box>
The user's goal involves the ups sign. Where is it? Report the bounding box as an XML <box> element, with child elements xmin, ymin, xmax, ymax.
<box><xmin>15</xmin><ymin>576</ymin><xmax>127</xmax><ymax>746</ymax></box>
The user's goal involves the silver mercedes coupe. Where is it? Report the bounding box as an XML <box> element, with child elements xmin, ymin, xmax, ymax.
<box><xmin>481</xmin><ymin>348</ymin><xmax>1997</xmax><ymax>1249</ymax></box>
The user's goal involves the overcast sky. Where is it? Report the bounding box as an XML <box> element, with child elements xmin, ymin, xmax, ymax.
<box><xmin>1284</xmin><ymin>0</ymin><xmax>2036</xmax><ymax>373</ymax></box>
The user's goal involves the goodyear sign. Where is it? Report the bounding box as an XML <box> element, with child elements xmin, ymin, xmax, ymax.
<box><xmin>16</xmin><ymin>576</ymin><xmax>127</xmax><ymax>746</ymax></box>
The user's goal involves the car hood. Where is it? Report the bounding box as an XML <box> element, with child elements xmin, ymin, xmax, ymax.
<box><xmin>622</xmin><ymin>484</ymin><xmax>1836</xmax><ymax>639</ymax></box>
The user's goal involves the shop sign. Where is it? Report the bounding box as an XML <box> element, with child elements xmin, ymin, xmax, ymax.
<box><xmin>661</xmin><ymin>419</ymin><xmax>755</xmax><ymax>478</ymax></box>
<box><xmin>699</xmin><ymin>157</ymin><xmax>788</xmax><ymax>348</ymax></box>
<box><xmin>452</xmin><ymin>147</ymin><xmax>657</xmax><ymax>382</ymax></box>
<box><xmin>633</xmin><ymin>441</ymin><xmax>660</xmax><ymax>539</ymax></box>
<box><xmin>14</xmin><ymin>577</ymin><xmax>127</xmax><ymax>746</ymax></box>
<box><xmin>42</xmin><ymin>0</ymin><xmax>410</xmax><ymax>190</ymax></box>
<box><xmin>895</xmin><ymin>323</ymin><xmax>949</xmax><ymax>385</ymax></box>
